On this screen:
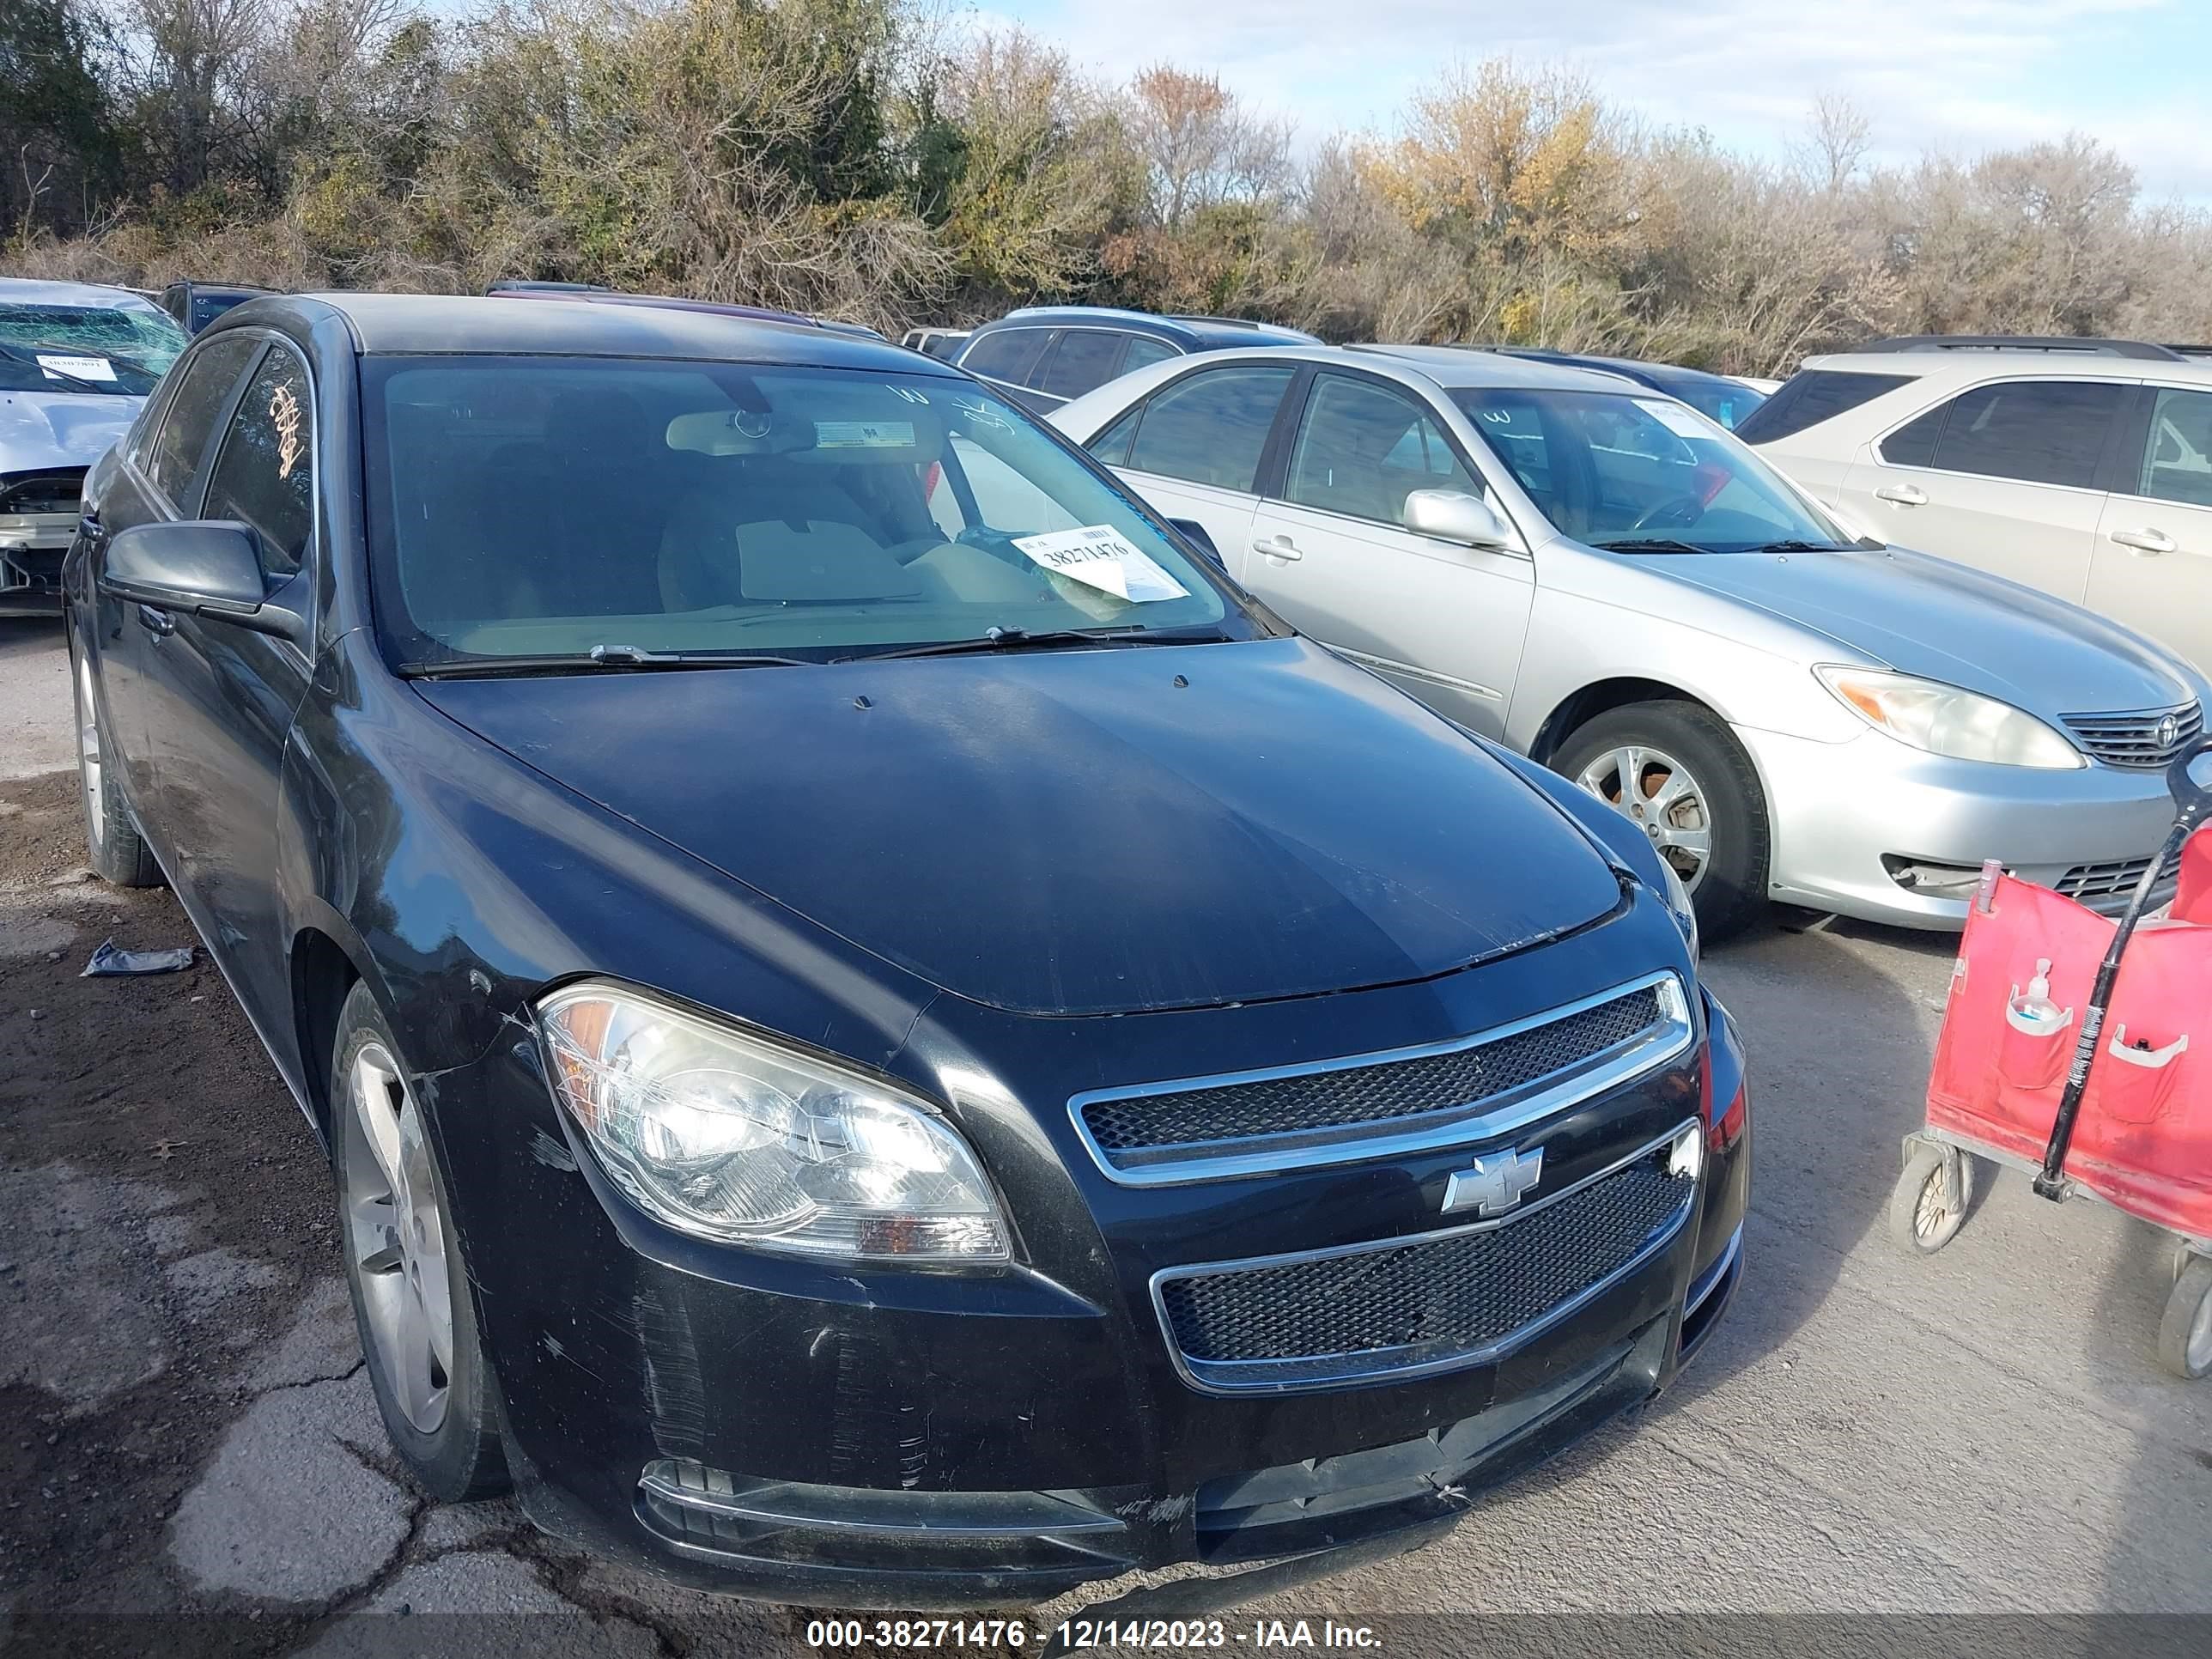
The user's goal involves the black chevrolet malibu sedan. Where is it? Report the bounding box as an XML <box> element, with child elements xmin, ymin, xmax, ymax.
<box><xmin>63</xmin><ymin>295</ymin><xmax>1748</xmax><ymax>1608</ymax></box>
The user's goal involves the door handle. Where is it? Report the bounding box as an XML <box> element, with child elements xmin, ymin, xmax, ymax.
<box><xmin>1874</xmin><ymin>483</ymin><xmax>1928</xmax><ymax>506</ymax></box>
<box><xmin>1251</xmin><ymin>533</ymin><xmax>1303</xmax><ymax>562</ymax></box>
<box><xmin>136</xmin><ymin>603</ymin><xmax>175</xmax><ymax>638</ymax></box>
<box><xmin>2109</xmin><ymin>527</ymin><xmax>2177</xmax><ymax>556</ymax></box>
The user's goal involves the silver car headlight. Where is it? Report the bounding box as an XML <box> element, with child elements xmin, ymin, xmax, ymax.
<box><xmin>538</xmin><ymin>984</ymin><xmax>1008</xmax><ymax>1265</ymax></box>
<box><xmin>1814</xmin><ymin>667</ymin><xmax>2084</xmax><ymax>769</ymax></box>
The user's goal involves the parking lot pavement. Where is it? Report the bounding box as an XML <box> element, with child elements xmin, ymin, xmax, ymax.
<box><xmin>4</xmin><ymin>611</ymin><xmax>2211</xmax><ymax>1654</ymax></box>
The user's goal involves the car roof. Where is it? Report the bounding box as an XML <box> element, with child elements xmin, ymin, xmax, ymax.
<box><xmin>987</xmin><ymin>306</ymin><xmax>1317</xmax><ymax>348</ymax></box>
<box><xmin>1343</xmin><ymin>343</ymin><xmax>1657</xmax><ymax>394</ymax></box>
<box><xmin>1803</xmin><ymin>347</ymin><xmax>2212</xmax><ymax>384</ymax></box>
<box><xmin>262</xmin><ymin>293</ymin><xmax>961</xmax><ymax>374</ymax></box>
<box><xmin>0</xmin><ymin>276</ymin><xmax>170</xmax><ymax>314</ymax></box>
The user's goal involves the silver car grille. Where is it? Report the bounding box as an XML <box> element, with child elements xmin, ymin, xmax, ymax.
<box><xmin>1068</xmin><ymin>974</ymin><xmax>1694</xmax><ymax>1185</ymax></box>
<box><xmin>2056</xmin><ymin>846</ymin><xmax>2185</xmax><ymax>904</ymax></box>
<box><xmin>1151</xmin><ymin>1125</ymin><xmax>1699</xmax><ymax>1393</ymax></box>
<box><xmin>2060</xmin><ymin>702</ymin><xmax>2203</xmax><ymax>769</ymax></box>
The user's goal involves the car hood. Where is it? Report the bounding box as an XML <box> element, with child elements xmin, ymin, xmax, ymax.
<box><xmin>0</xmin><ymin>388</ymin><xmax>143</xmax><ymax>473</ymax></box>
<box><xmin>416</xmin><ymin>638</ymin><xmax>1626</xmax><ymax>1016</ymax></box>
<box><xmin>1638</xmin><ymin>544</ymin><xmax>2198</xmax><ymax>715</ymax></box>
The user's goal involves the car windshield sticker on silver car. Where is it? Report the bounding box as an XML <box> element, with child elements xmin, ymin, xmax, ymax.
<box><xmin>1443</xmin><ymin>1147</ymin><xmax>1545</xmax><ymax>1216</ymax></box>
<box><xmin>1013</xmin><ymin>525</ymin><xmax>1190</xmax><ymax>603</ymax></box>
<box><xmin>1636</xmin><ymin>398</ymin><xmax>1710</xmax><ymax>439</ymax></box>
<box><xmin>37</xmin><ymin>353</ymin><xmax>116</xmax><ymax>382</ymax></box>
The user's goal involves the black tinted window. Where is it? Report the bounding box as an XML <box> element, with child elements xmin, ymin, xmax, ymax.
<box><xmin>2138</xmin><ymin>387</ymin><xmax>2212</xmax><ymax>507</ymax></box>
<box><xmin>1035</xmin><ymin>330</ymin><xmax>1127</xmax><ymax>399</ymax></box>
<box><xmin>1121</xmin><ymin>335</ymin><xmax>1177</xmax><ymax>373</ymax></box>
<box><xmin>147</xmin><ymin>334</ymin><xmax>258</xmax><ymax>507</ymax></box>
<box><xmin>1087</xmin><ymin>407</ymin><xmax>1140</xmax><ymax>466</ymax></box>
<box><xmin>1924</xmin><ymin>380</ymin><xmax>2125</xmax><ymax>489</ymax></box>
<box><xmin>1736</xmin><ymin>370</ymin><xmax>1912</xmax><ymax>443</ymax></box>
<box><xmin>203</xmin><ymin>349</ymin><xmax>314</xmax><ymax>578</ymax></box>
<box><xmin>1881</xmin><ymin>404</ymin><xmax>1947</xmax><ymax>468</ymax></box>
<box><xmin>958</xmin><ymin>328</ymin><xmax>1050</xmax><ymax>386</ymax></box>
<box><xmin>1125</xmin><ymin>366</ymin><xmax>1297</xmax><ymax>491</ymax></box>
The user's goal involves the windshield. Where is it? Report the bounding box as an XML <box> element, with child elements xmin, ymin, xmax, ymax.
<box><xmin>1650</xmin><ymin>374</ymin><xmax>1764</xmax><ymax>431</ymax></box>
<box><xmin>1450</xmin><ymin>387</ymin><xmax>1855</xmax><ymax>552</ymax></box>
<box><xmin>363</xmin><ymin>356</ymin><xmax>1249</xmax><ymax>665</ymax></box>
<box><xmin>0</xmin><ymin>301</ymin><xmax>187</xmax><ymax>395</ymax></box>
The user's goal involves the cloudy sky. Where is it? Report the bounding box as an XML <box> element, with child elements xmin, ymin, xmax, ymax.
<box><xmin>975</xmin><ymin>0</ymin><xmax>2209</xmax><ymax>198</ymax></box>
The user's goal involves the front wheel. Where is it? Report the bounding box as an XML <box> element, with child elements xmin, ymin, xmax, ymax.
<box><xmin>332</xmin><ymin>982</ymin><xmax>509</xmax><ymax>1500</ymax></box>
<box><xmin>1888</xmin><ymin>1146</ymin><xmax>1972</xmax><ymax>1255</ymax></box>
<box><xmin>71</xmin><ymin>649</ymin><xmax>161</xmax><ymax>887</ymax></box>
<box><xmin>1553</xmin><ymin>701</ymin><xmax>1770</xmax><ymax>942</ymax></box>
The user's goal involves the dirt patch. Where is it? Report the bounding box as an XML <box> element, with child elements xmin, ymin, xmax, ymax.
<box><xmin>0</xmin><ymin>768</ymin><xmax>342</xmax><ymax>1650</ymax></box>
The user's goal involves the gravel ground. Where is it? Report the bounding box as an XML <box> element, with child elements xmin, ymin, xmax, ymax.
<box><xmin>3</xmin><ymin>612</ymin><xmax>2209</xmax><ymax>1656</ymax></box>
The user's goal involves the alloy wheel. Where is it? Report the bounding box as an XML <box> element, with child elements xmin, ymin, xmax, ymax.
<box><xmin>77</xmin><ymin>659</ymin><xmax>105</xmax><ymax>852</ymax></box>
<box><xmin>1577</xmin><ymin>743</ymin><xmax>1713</xmax><ymax>892</ymax></box>
<box><xmin>343</xmin><ymin>1042</ymin><xmax>454</xmax><ymax>1435</ymax></box>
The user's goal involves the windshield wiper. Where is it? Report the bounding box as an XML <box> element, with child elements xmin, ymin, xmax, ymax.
<box><xmin>397</xmin><ymin>644</ymin><xmax>814</xmax><ymax>678</ymax></box>
<box><xmin>834</xmin><ymin>625</ymin><xmax>1232</xmax><ymax>663</ymax></box>
<box><xmin>1588</xmin><ymin>538</ymin><xmax>1710</xmax><ymax>555</ymax></box>
<box><xmin>0</xmin><ymin>340</ymin><xmax>112</xmax><ymax>394</ymax></box>
<box><xmin>1749</xmin><ymin>539</ymin><xmax>1857</xmax><ymax>554</ymax></box>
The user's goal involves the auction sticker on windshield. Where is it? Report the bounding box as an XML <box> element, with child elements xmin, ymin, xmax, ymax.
<box><xmin>1012</xmin><ymin>525</ymin><xmax>1189</xmax><ymax>603</ymax></box>
<box><xmin>37</xmin><ymin>354</ymin><xmax>117</xmax><ymax>382</ymax></box>
<box><xmin>1636</xmin><ymin>398</ymin><xmax>1711</xmax><ymax>439</ymax></box>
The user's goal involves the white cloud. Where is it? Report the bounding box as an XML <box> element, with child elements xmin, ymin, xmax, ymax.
<box><xmin>994</xmin><ymin>0</ymin><xmax>2197</xmax><ymax>194</ymax></box>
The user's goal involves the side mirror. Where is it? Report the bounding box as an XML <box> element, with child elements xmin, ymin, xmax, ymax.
<box><xmin>1404</xmin><ymin>489</ymin><xmax>1514</xmax><ymax>550</ymax></box>
<box><xmin>100</xmin><ymin>521</ymin><xmax>307</xmax><ymax>645</ymax></box>
<box><xmin>1168</xmin><ymin>518</ymin><xmax>1224</xmax><ymax>568</ymax></box>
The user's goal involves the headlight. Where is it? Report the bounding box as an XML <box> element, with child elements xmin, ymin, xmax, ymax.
<box><xmin>1652</xmin><ymin>856</ymin><xmax>1700</xmax><ymax>964</ymax></box>
<box><xmin>537</xmin><ymin>984</ymin><xmax>1008</xmax><ymax>1264</ymax></box>
<box><xmin>1814</xmin><ymin>667</ymin><xmax>2084</xmax><ymax>769</ymax></box>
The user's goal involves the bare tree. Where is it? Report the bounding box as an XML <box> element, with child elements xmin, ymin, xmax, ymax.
<box><xmin>1126</xmin><ymin>64</ymin><xmax>1291</xmax><ymax>230</ymax></box>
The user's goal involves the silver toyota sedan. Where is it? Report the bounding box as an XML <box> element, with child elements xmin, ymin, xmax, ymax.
<box><xmin>1049</xmin><ymin>344</ymin><xmax>2210</xmax><ymax>939</ymax></box>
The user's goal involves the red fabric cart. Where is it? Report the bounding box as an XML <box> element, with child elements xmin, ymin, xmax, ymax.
<box><xmin>1894</xmin><ymin>809</ymin><xmax>2212</xmax><ymax>1376</ymax></box>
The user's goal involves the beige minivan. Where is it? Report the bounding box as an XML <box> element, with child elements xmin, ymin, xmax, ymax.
<box><xmin>1741</xmin><ymin>336</ymin><xmax>2212</xmax><ymax>675</ymax></box>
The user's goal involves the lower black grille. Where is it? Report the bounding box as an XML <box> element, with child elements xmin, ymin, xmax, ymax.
<box><xmin>2057</xmin><ymin>846</ymin><xmax>2184</xmax><ymax>903</ymax></box>
<box><xmin>1155</xmin><ymin>1130</ymin><xmax>1698</xmax><ymax>1391</ymax></box>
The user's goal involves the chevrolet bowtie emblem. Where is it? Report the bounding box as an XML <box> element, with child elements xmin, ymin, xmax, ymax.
<box><xmin>1443</xmin><ymin>1147</ymin><xmax>1544</xmax><ymax>1217</ymax></box>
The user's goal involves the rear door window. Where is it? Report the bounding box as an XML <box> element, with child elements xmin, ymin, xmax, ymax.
<box><xmin>1033</xmin><ymin>330</ymin><xmax>1128</xmax><ymax>400</ymax></box>
<box><xmin>2135</xmin><ymin>387</ymin><xmax>2212</xmax><ymax>507</ymax></box>
<box><xmin>1124</xmin><ymin>365</ymin><xmax>1297</xmax><ymax>492</ymax></box>
<box><xmin>957</xmin><ymin>328</ymin><xmax>1050</xmax><ymax>387</ymax></box>
<box><xmin>1899</xmin><ymin>380</ymin><xmax>2128</xmax><ymax>489</ymax></box>
<box><xmin>1121</xmin><ymin>335</ymin><xmax>1178</xmax><ymax>374</ymax></box>
<box><xmin>145</xmin><ymin>334</ymin><xmax>259</xmax><ymax>509</ymax></box>
<box><xmin>1736</xmin><ymin>370</ymin><xmax>1912</xmax><ymax>443</ymax></box>
<box><xmin>201</xmin><ymin>347</ymin><xmax>314</xmax><ymax>580</ymax></box>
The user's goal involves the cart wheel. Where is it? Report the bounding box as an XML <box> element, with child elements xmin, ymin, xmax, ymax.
<box><xmin>2156</xmin><ymin>1256</ymin><xmax>2212</xmax><ymax>1381</ymax></box>
<box><xmin>1888</xmin><ymin>1147</ymin><xmax>1972</xmax><ymax>1255</ymax></box>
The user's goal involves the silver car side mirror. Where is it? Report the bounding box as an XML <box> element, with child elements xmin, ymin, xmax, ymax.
<box><xmin>1405</xmin><ymin>489</ymin><xmax>1513</xmax><ymax>550</ymax></box>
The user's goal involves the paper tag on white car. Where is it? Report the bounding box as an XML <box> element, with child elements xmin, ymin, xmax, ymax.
<box><xmin>1635</xmin><ymin>398</ymin><xmax>1710</xmax><ymax>438</ymax></box>
<box><xmin>37</xmin><ymin>354</ymin><xmax>117</xmax><ymax>383</ymax></box>
<box><xmin>1012</xmin><ymin>526</ymin><xmax>1189</xmax><ymax>603</ymax></box>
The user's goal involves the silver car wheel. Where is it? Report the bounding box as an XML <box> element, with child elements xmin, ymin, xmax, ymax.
<box><xmin>343</xmin><ymin>1042</ymin><xmax>454</xmax><ymax>1435</ymax></box>
<box><xmin>1577</xmin><ymin>743</ymin><xmax>1713</xmax><ymax>892</ymax></box>
<box><xmin>77</xmin><ymin>659</ymin><xmax>106</xmax><ymax>852</ymax></box>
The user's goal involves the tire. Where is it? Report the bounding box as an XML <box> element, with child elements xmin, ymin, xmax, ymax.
<box><xmin>1554</xmin><ymin>701</ymin><xmax>1770</xmax><ymax>943</ymax></box>
<box><xmin>331</xmin><ymin>982</ymin><xmax>509</xmax><ymax>1500</ymax></box>
<box><xmin>2156</xmin><ymin>1255</ymin><xmax>2212</xmax><ymax>1381</ymax></box>
<box><xmin>1887</xmin><ymin>1146</ymin><xmax>1972</xmax><ymax>1255</ymax></box>
<box><xmin>70</xmin><ymin>647</ymin><xmax>162</xmax><ymax>887</ymax></box>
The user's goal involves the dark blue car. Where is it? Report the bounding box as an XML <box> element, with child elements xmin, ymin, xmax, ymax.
<box><xmin>957</xmin><ymin>306</ymin><xmax>1318</xmax><ymax>416</ymax></box>
<box><xmin>64</xmin><ymin>294</ymin><xmax>1747</xmax><ymax>1611</ymax></box>
<box><xmin>1488</xmin><ymin>349</ymin><xmax>1768</xmax><ymax>430</ymax></box>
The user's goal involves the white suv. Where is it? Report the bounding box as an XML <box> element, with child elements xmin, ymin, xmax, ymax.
<box><xmin>1741</xmin><ymin>336</ymin><xmax>2212</xmax><ymax>675</ymax></box>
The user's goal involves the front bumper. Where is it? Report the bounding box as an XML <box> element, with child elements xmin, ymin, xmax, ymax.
<box><xmin>439</xmin><ymin>939</ymin><xmax>1749</xmax><ymax>1609</ymax></box>
<box><xmin>1738</xmin><ymin>723</ymin><xmax>2180</xmax><ymax>929</ymax></box>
